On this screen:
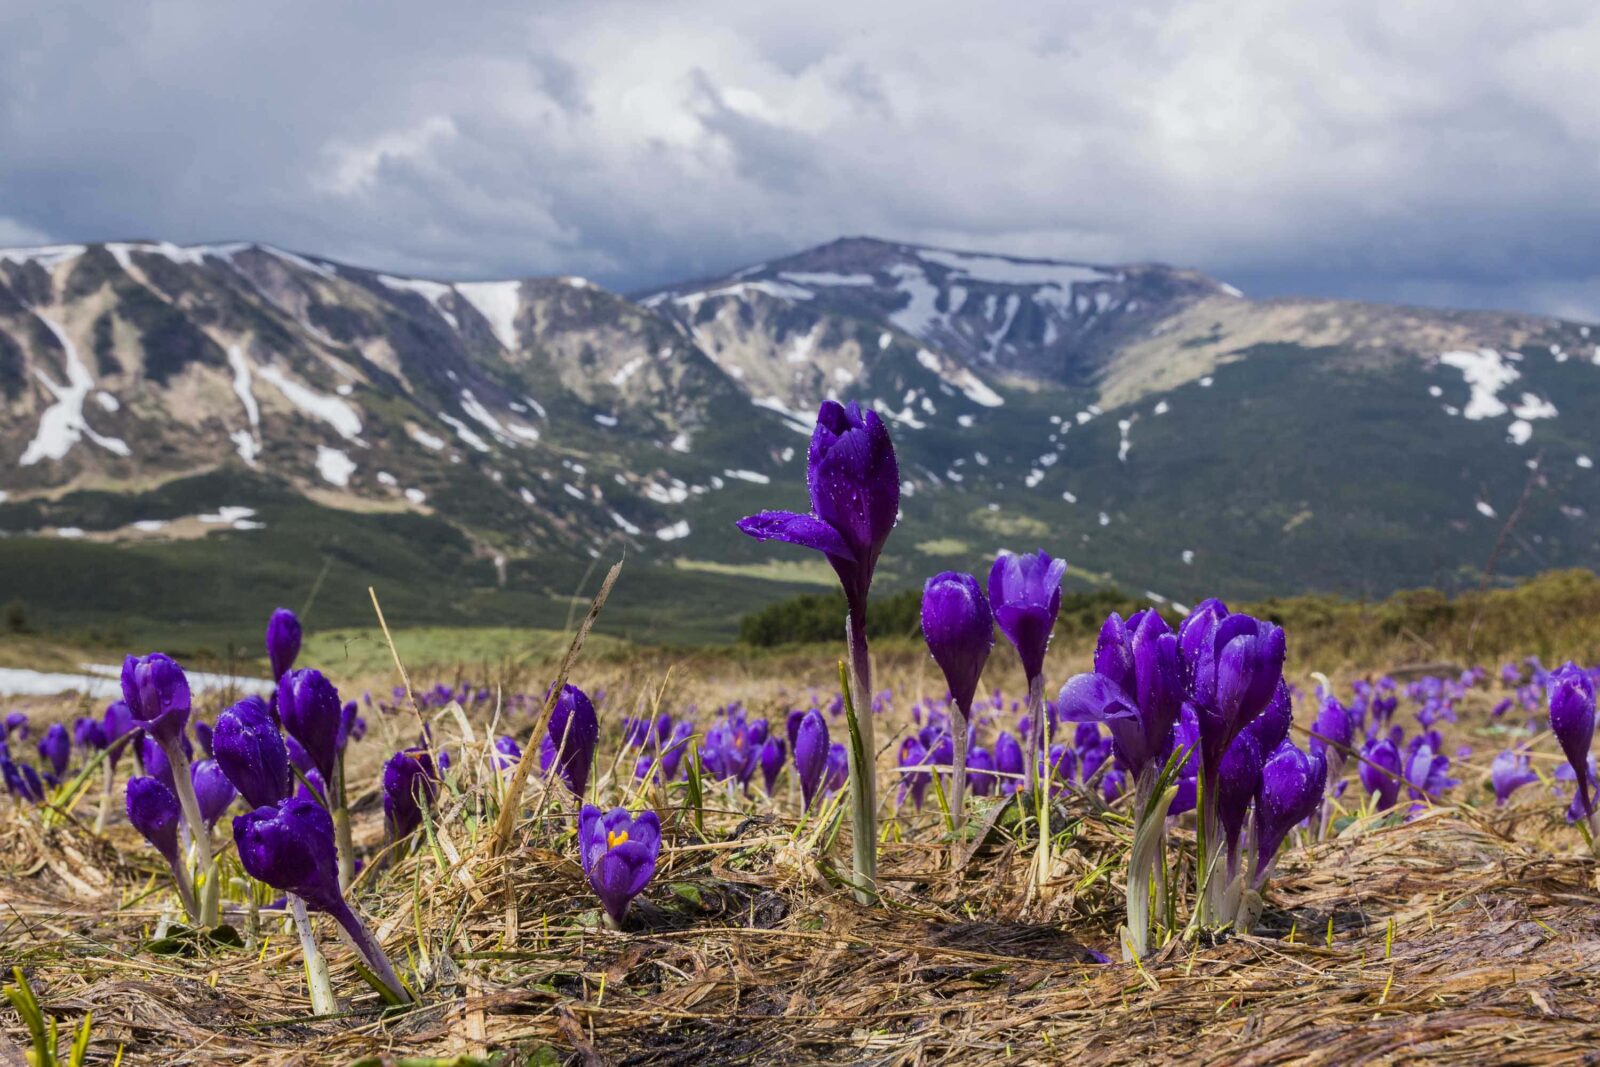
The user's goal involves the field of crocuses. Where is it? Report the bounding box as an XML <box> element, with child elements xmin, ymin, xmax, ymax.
<box><xmin>5</xmin><ymin>402</ymin><xmax>1600</xmax><ymax>1065</ymax></box>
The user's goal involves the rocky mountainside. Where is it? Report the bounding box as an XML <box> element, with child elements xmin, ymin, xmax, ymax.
<box><xmin>1</xmin><ymin>236</ymin><xmax>1596</xmax><ymax>642</ymax></box>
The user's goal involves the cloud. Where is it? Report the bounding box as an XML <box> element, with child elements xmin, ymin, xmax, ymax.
<box><xmin>4</xmin><ymin>0</ymin><xmax>1600</xmax><ymax>317</ymax></box>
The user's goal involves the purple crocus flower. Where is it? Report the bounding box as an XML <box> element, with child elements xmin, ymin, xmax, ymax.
<box><xmin>540</xmin><ymin>684</ymin><xmax>599</xmax><ymax>798</ymax></box>
<box><xmin>987</xmin><ymin>549</ymin><xmax>1066</xmax><ymax>683</ymax></box>
<box><xmin>192</xmin><ymin>720</ymin><xmax>214</xmax><ymax>758</ymax></box>
<box><xmin>492</xmin><ymin>735</ymin><xmax>522</xmax><ymax>773</ymax></box>
<box><xmin>658</xmin><ymin>720</ymin><xmax>693</xmax><ymax>781</ymax></box>
<box><xmin>921</xmin><ymin>572</ymin><xmax>994</xmax><ymax>712</ymax></box>
<box><xmin>793</xmin><ymin>708</ymin><xmax>829</xmax><ymax>810</ymax></box>
<box><xmin>823</xmin><ymin>743</ymin><xmax>850</xmax><ymax>795</ymax></box>
<box><xmin>4</xmin><ymin>759</ymin><xmax>45</xmax><ymax>802</ymax></box>
<box><xmin>5</xmin><ymin>711</ymin><xmax>29</xmax><ymax>739</ymax></box>
<box><xmin>897</xmin><ymin>736</ymin><xmax>931</xmax><ymax>810</ymax></box>
<box><xmin>578</xmin><ymin>805</ymin><xmax>662</xmax><ymax>928</ymax></box>
<box><xmin>1178</xmin><ymin>603</ymin><xmax>1286</xmax><ymax>773</ymax></box>
<box><xmin>735</xmin><ymin>400</ymin><xmax>899</xmax><ymax>618</ymax></box>
<box><xmin>191</xmin><ymin>759</ymin><xmax>238</xmax><ymax>827</ymax></box>
<box><xmin>212</xmin><ymin>696</ymin><xmax>293</xmax><ymax>809</ymax></box>
<box><xmin>266</xmin><ymin>607</ymin><xmax>303</xmax><ymax>685</ymax></box>
<box><xmin>1490</xmin><ymin>750</ymin><xmax>1539</xmax><ymax>806</ymax></box>
<box><xmin>382</xmin><ymin>747</ymin><xmax>440</xmax><ymax>839</ymax></box>
<box><xmin>37</xmin><ymin>723</ymin><xmax>69</xmax><ymax>778</ymax></box>
<box><xmin>1360</xmin><ymin>738</ymin><xmax>1402</xmax><ymax>811</ymax></box>
<box><xmin>102</xmin><ymin>701</ymin><xmax>138</xmax><ymax>770</ymax></box>
<box><xmin>1216</xmin><ymin>730</ymin><xmax>1263</xmax><ymax>877</ymax></box>
<box><xmin>1252</xmin><ymin>740</ymin><xmax>1326</xmax><ymax>888</ymax></box>
<box><xmin>126</xmin><ymin>775</ymin><xmax>184</xmax><ymax>871</ymax></box>
<box><xmin>234</xmin><ymin>797</ymin><xmax>410</xmax><ymax>1001</ymax></box>
<box><xmin>967</xmin><ymin>747</ymin><xmax>996</xmax><ymax>796</ymax></box>
<box><xmin>137</xmin><ymin>735</ymin><xmax>176</xmax><ymax>791</ymax></box>
<box><xmin>120</xmin><ymin>653</ymin><xmax>192</xmax><ymax>746</ymax></box>
<box><xmin>759</xmin><ymin>737</ymin><xmax>787</xmax><ymax>796</ymax></box>
<box><xmin>994</xmin><ymin>731</ymin><xmax>1025</xmax><ymax>794</ymax></box>
<box><xmin>1402</xmin><ymin>740</ymin><xmax>1458</xmax><ymax>806</ymax></box>
<box><xmin>1059</xmin><ymin>610</ymin><xmax>1183</xmax><ymax>783</ymax></box>
<box><xmin>1548</xmin><ymin>662</ymin><xmax>1596</xmax><ymax>818</ymax></box>
<box><xmin>74</xmin><ymin>716</ymin><xmax>107</xmax><ymax>751</ymax></box>
<box><xmin>277</xmin><ymin>669</ymin><xmax>347</xmax><ymax>781</ymax></box>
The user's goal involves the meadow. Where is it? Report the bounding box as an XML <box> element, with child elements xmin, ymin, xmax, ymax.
<box><xmin>4</xmin><ymin>402</ymin><xmax>1600</xmax><ymax>1065</ymax></box>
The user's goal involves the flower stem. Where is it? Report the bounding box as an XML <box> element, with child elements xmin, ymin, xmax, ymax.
<box><xmin>330</xmin><ymin>901</ymin><xmax>413</xmax><ymax>1003</ymax></box>
<box><xmin>949</xmin><ymin>704</ymin><xmax>969</xmax><ymax>834</ymax></box>
<box><xmin>843</xmin><ymin>609</ymin><xmax>878</xmax><ymax>904</ymax></box>
<box><xmin>289</xmin><ymin>894</ymin><xmax>339</xmax><ymax>1015</ymax></box>
<box><xmin>162</xmin><ymin>737</ymin><xmax>218</xmax><ymax>928</ymax></box>
<box><xmin>332</xmin><ymin>754</ymin><xmax>355</xmax><ymax>891</ymax></box>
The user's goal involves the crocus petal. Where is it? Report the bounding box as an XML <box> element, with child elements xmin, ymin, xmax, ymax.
<box><xmin>735</xmin><ymin>510</ymin><xmax>853</xmax><ymax>561</ymax></box>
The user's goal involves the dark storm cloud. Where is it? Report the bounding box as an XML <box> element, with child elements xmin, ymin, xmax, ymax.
<box><xmin>5</xmin><ymin>0</ymin><xmax>1600</xmax><ymax>317</ymax></box>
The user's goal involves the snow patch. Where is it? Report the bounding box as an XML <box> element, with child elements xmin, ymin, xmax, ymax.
<box><xmin>456</xmin><ymin>281</ymin><xmax>522</xmax><ymax>350</ymax></box>
<box><xmin>407</xmin><ymin>425</ymin><xmax>446</xmax><ymax>451</ymax></box>
<box><xmin>315</xmin><ymin>446</ymin><xmax>356</xmax><ymax>487</ymax></box>
<box><xmin>1438</xmin><ymin>349</ymin><xmax>1519</xmax><ymax>420</ymax></box>
<box><xmin>655</xmin><ymin>520</ymin><xmax>691</xmax><ymax>542</ymax></box>
<box><xmin>377</xmin><ymin>274</ymin><xmax>459</xmax><ymax>329</ymax></box>
<box><xmin>18</xmin><ymin>315</ymin><xmax>131</xmax><ymax>466</ymax></box>
<box><xmin>257</xmin><ymin>364</ymin><xmax>362</xmax><ymax>439</ymax></box>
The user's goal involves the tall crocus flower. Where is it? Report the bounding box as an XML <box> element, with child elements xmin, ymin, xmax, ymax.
<box><xmin>737</xmin><ymin>399</ymin><xmax>899</xmax><ymax>900</ymax></box>
<box><xmin>988</xmin><ymin>550</ymin><xmax>1065</xmax><ymax>789</ymax></box>
<box><xmin>1059</xmin><ymin>608</ymin><xmax>1184</xmax><ymax>955</ymax></box>
<box><xmin>1175</xmin><ymin>602</ymin><xmax>1285</xmax><ymax>927</ymax></box>
<box><xmin>212</xmin><ymin>696</ymin><xmax>293</xmax><ymax>810</ymax></box>
<box><xmin>1548</xmin><ymin>662</ymin><xmax>1597</xmax><ymax>848</ymax></box>
<box><xmin>920</xmin><ymin>571</ymin><xmax>993</xmax><ymax>830</ymax></box>
<box><xmin>234</xmin><ymin>798</ymin><xmax>411</xmax><ymax>1003</ymax></box>
<box><xmin>1491</xmin><ymin>750</ymin><xmax>1539</xmax><ymax>806</ymax></box>
<box><xmin>127</xmin><ymin>775</ymin><xmax>198</xmax><ymax>921</ymax></box>
<box><xmin>540</xmin><ymin>684</ymin><xmax>599</xmax><ymax>799</ymax></box>
<box><xmin>37</xmin><ymin>723</ymin><xmax>69</xmax><ymax>779</ymax></box>
<box><xmin>793</xmin><ymin>708</ymin><xmax>829</xmax><ymax>811</ymax></box>
<box><xmin>578</xmin><ymin>805</ymin><xmax>662</xmax><ymax>928</ymax></box>
<box><xmin>759</xmin><ymin>737</ymin><xmax>787</xmax><ymax>796</ymax></box>
<box><xmin>121</xmin><ymin>653</ymin><xmax>218</xmax><ymax>926</ymax></box>
<box><xmin>266</xmin><ymin>607</ymin><xmax>302</xmax><ymax>688</ymax></box>
<box><xmin>278</xmin><ymin>668</ymin><xmax>356</xmax><ymax>887</ymax></box>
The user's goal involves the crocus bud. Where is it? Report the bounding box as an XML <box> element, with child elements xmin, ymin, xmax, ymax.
<box><xmin>212</xmin><ymin>696</ymin><xmax>292</xmax><ymax>809</ymax></box>
<box><xmin>1548</xmin><ymin>662</ymin><xmax>1596</xmax><ymax>817</ymax></box>
<box><xmin>1178</xmin><ymin>606</ymin><xmax>1285</xmax><ymax>771</ymax></box>
<box><xmin>492</xmin><ymin>735</ymin><xmax>522</xmax><ymax>774</ymax></box>
<box><xmin>987</xmin><ymin>549</ymin><xmax>1066</xmax><ymax>682</ymax></box>
<box><xmin>823</xmin><ymin>742</ymin><xmax>849</xmax><ymax>795</ymax></box>
<box><xmin>967</xmin><ymin>747</ymin><xmax>996</xmax><ymax>796</ymax></box>
<box><xmin>277</xmin><ymin>669</ymin><xmax>346</xmax><ymax>781</ymax></box>
<box><xmin>234</xmin><ymin>796</ymin><xmax>345</xmax><ymax>914</ymax></box>
<box><xmin>138</xmin><ymin>735</ymin><xmax>175</xmax><ymax>791</ymax></box>
<box><xmin>192</xmin><ymin>721</ymin><xmax>214</xmax><ymax>758</ymax></box>
<box><xmin>994</xmin><ymin>731</ymin><xmax>1024</xmax><ymax>794</ymax></box>
<box><xmin>759</xmin><ymin>737</ymin><xmax>786</xmax><ymax>796</ymax></box>
<box><xmin>102</xmin><ymin>700</ymin><xmax>137</xmax><ymax>769</ymax></box>
<box><xmin>120</xmin><ymin>653</ymin><xmax>192</xmax><ymax>747</ymax></box>
<box><xmin>127</xmin><ymin>775</ymin><xmax>183</xmax><ymax>868</ymax></box>
<box><xmin>191</xmin><ymin>759</ymin><xmax>238</xmax><ymax>827</ymax></box>
<box><xmin>793</xmin><ymin>709</ymin><xmax>829</xmax><ymax>810</ymax></box>
<box><xmin>5</xmin><ymin>711</ymin><xmax>29</xmax><ymax>739</ymax></box>
<box><xmin>1360</xmin><ymin>738</ymin><xmax>1402</xmax><ymax>811</ymax></box>
<box><xmin>73</xmin><ymin>716</ymin><xmax>107</xmax><ymax>751</ymax></box>
<box><xmin>540</xmin><ymin>684</ymin><xmax>599</xmax><ymax>798</ymax></box>
<box><xmin>920</xmin><ymin>572</ymin><xmax>994</xmax><ymax>713</ymax></box>
<box><xmin>266</xmin><ymin>607</ymin><xmax>302</xmax><ymax>684</ymax></box>
<box><xmin>37</xmin><ymin>723</ymin><xmax>69</xmax><ymax>778</ymax></box>
<box><xmin>1253</xmin><ymin>741</ymin><xmax>1325</xmax><ymax>885</ymax></box>
<box><xmin>1217</xmin><ymin>730</ymin><xmax>1264</xmax><ymax>871</ymax></box>
<box><xmin>1310</xmin><ymin>696</ymin><xmax>1353</xmax><ymax>755</ymax></box>
<box><xmin>382</xmin><ymin>747</ymin><xmax>439</xmax><ymax>838</ymax></box>
<box><xmin>578</xmin><ymin>804</ymin><xmax>662</xmax><ymax>927</ymax></box>
<box><xmin>1245</xmin><ymin>682</ymin><xmax>1292</xmax><ymax>753</ymax></box>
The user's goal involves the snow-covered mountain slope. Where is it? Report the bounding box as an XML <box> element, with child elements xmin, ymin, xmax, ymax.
<box><xmin>2</xmin><ymin>235</ymin><xmax>1598</xmax><ymax>639</ymax></box>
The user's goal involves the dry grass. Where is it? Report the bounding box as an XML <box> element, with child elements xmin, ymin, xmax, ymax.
<box><xmin>4</xmin><ymin>643</ymin><xmax>1600</xmax><ymax>1065</ymax></box>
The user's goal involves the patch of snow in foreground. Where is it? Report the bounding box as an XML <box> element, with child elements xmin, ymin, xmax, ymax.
<box><xmin>0</xmin><ymin>664</ymin><xmax>272</xmax><ymax>698</ymax></box>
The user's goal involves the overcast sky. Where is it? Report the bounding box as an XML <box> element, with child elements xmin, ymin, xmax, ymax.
<box><xmin>5</xmin><ymin>1</ymin><xmax>1600</xmax><ymax>317</ymax></box>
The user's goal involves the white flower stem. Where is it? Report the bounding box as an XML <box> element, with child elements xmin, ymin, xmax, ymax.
<box><xmin>162</xmin><ymin>737</ymin><xmax>218</xmax><ymax>927</ymax></box>
<box><xmin>289</xmin><ymin>895</ymin><xmax>339</xmax><ymax>1015</ymax></box>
